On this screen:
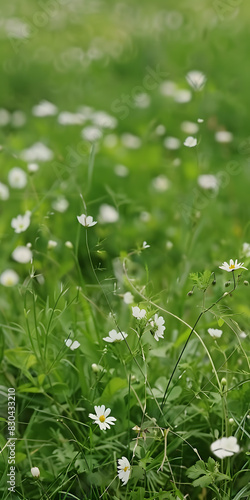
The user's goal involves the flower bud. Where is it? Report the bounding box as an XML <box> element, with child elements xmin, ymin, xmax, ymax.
<box><xmin>229</xmin><ymin>418</ymin><xmax>234</xmax><ymax>425</ymax></box>
<box><xmin>244</xmin><ymin>280</ymin><xmax>249</xmax><ymax>286</ymax></box>
<box><xmin>212</xmin><ymin>279</ymin><xmax>216</xmax><ymax>286</ymax></box>
<box><xmin>187</xmin><ymin>290</ymin><xmax>193</xmax><ymax>296</ymax></box>
<box><xmin>31</xmin><ymin>467</ymin><xmax>40</xmax><ymax>478</ymax></box>
<box><xmin>221</xmin><ymin>377</ymin><xmax>227</xmax><ymax>387</ymax></box>
<box><xmin>224</xmin><ymin>281</ymin><xmax>231</xmax><ymax>287</ymax></box>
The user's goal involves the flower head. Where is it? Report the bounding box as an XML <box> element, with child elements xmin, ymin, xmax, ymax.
<box><xmin>123</xmin><ymin>292</ymin><xmax>134</xmax><ymax>304</ymax></box>
<box><xmin>117</xmin><ymin>456</ymin><xmax>131</xmax><ymax>485</ymax></box>
<box><xmin>0</xmin><ymin>269</ymin><xmax>19</xmax><ymax>287</ymax></box>
<box><xmin>31</xmin><ymin>466</ymin><xmax>40</xmax><ymax>478</ymax></box>
<box><xmin>77</xmin><ymin>214</ymin><xmax>97</xmax><ymax>227</ymax></box>
<box><xmin>98</xmin><ymin>204</ymin><xmax>119</xmax><ymax>223</ymax></box>
<box><xmin>142</xmin><ymin>241</ymin><xmax>150</xmax><ymax>249</ymax></box>
<box><xmin>208</xmin><ymin>328</ymin><xmax>223</xmax><ymax>339</ymax></box>
<box><xmin>132</xmin><ymin>306</ymin><xmax>146</xmax><ymax>319</ymax></box>
<box><xmin>64</xmin><ymin>339</ymin><xmax>80</xmax><ymax>350</ymax></box>
<box><xmin>12</xmin><ymin>246</ymin><xmax>32</xmax><ymax>263</ymax></box>
<box><xmin>219</xmin><ymin>259</ymin><xmax>247</xmax><ymax>272</ymax></box>
<box><xmin>184</xmin><ymin>136</ymin><xmax>197</xmax><ymax>148</ymax></box>
<box><xmin>211</xmin><ymin>436</ymin><xmax>239</xmax><ymax>459</ymax></box>
<box><xmin>103</xmin><ymin>329</ymin><xmax>128</xmax><ymax>343</ymax></box>
<box><xmin>0</xmin><ymin>182</ymin><xmax>9</xmax><ymax>200</ymax></box>
<box><xmin>8</xmin><ymin>167</ymin><xmax>27</xmax><ymax>188</ymax></box>
<box><xmin>149</xmin><ymin>314</ymin><xmax>165</xmax><ymax>341</ymax></box>
<box><xmin>186</xmin><ymin>70</ymin><xmax>206</xmax><ymax>91</ymax></box>
<box><xmin>89</xmin><ymin>405</ymin><xmax>116</xmax><ymax>431</ymax></box>
<box><xmin>11</xmin><ymin>211</ymin><xmax>31</xmax><ymax>233</ymax></box>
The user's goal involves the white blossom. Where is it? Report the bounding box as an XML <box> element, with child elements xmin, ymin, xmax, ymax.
<box><xmin>219</xmin><ymin>259</ymin><xmax>247</xmax><ymax>272</ymax></box>
<box><xmin>184</xmin><ymin>136</ymin><xmax>197</xmax><ymax>148</ymax></box>
<box><xmin>98</xmin><ymin>204</ymin><xmax>119</xmax><ymax>223</ymax></box>
<box><xmin>186</xmin><ymin>70</ymin><xmax>206</xmax><ymax>91</ymax></box>
<box><xmin>0</xmin><ymin>269</ymin><xmax>19</xmax><ymax>286</ymax></box>
<box><xmin>8</xmin><ymin>167</ymin><xmax>27</xmax><ymax>188</ymax></box>
<box><xmin>32</xmin><ymin>100</ymin><xmax>58</xmax><ymax>117</ymax></box>
<box><xmin>64</xmin><ymin>339</ymin><xmax>80</xmax><ymax>350</ymax></box>
<box><xmin>211</xmin><ymin>436</ymin><xmax>239</xmax><ymax>459</ymax></box>
<box><xmin>77</xmin><ymin>214</ymin><xmax>97</xmax><ymax>227</ymax></box>
<box><xmin>149</xmin><ymin>314</ymin><xmax>165</xmax><ymax>341</ymax></box>
<box><xmin>31</xmin><ymin>467</ymin><xmax>40</xmax><ymax>478</ymax></box>
<box><xmin>89</xmin><ymin>405</ymin><xmax>116</xmax><ymax>431</ymax></box>
<box><xmin>11</xmin><ymin>211</ymin><xmax>31</xmax><ymax>233</ymax></box>
<box><xmin>132</xmin><ymin>306</ymin><xmax>146</xmax><ymax>319</ymax></box>
<box><xmin>103</xmin><ymin>329</ymin><xmax>128</xmax><ymax>343</ymax></box>
<box><xmin>117</xmin><ymin>457</ymin><xmax>131</xmax><ymax>485</ymax></box>
<box><xmin>12</xmin><ymin>246</ymin><xmax>32</xmax><ymax>263</ymax></box>
<box><xmin>0</xmin><ymin>182</ymin><xmax>9</xmax><ymax>200</ymax></box>
<box><xmin>208</xmin><ymin>328</ymin><xmax>223</xmax><ymax>339</ymax></box>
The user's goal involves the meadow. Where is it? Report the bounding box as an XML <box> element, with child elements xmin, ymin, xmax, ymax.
<box><xmin>0</xmin><ymin>0</ymin><xmax>250</xmax><ymax>499</ymax></box>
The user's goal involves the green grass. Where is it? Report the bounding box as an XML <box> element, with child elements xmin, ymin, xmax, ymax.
<box><xmin>0</xmin><ymin>0</ymin><xmax>250</xmax><ymax>498</ymax></box>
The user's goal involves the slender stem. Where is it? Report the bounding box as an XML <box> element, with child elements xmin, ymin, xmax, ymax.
<box><xmin>160</xmin><ymin>275</ymin><xmax>237</xmax><ymax>410</ymax></box>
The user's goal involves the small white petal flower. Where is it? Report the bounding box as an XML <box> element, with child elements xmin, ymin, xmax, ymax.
<box><xmin>77</xmin><ymin>214</ymin><xmax>97</xmax><ymax>227</ymax></box>
<box><xmin>163</xmin><ymin>136</ymin><xmax>181</xmax><ymax>150</ymax></box>
<box><xmin>32</xmin><ymin>100</ymin><xmax>57</xmax><ymax>117</ymax></box>
<box><xmin>91</xmin><ymin>111</ymin><xmax>117</xmax><ymax>129</ymax></box>
<box><xmin>219</xmin><ymin>259</ymin><xmax>248</xmax><ymax>272</ymax></box>
<box><xmin>215</xmin><ymin>131</ymin><xmax>233</xmax><ymax>143</ymax></box>
<box><xmin>31</xmin><ymin>466</ymin><xmax>40</xmax><ymax>478</ymax></box>
<box><xmin>117</xmin><ymin>456</ymin><xmax>131</xmax><ymax>485</ymax></box>
<box><xmin>211</xmin><ymin>436</ymin><xmax>239</xmax><ymax>459</ymax></box>
<box><xmin>89</xmin><ymin>405</ymin><xmax>116</xmax><ymax>431</ymax></box>
<box><xmin>197</xmin><ymin>118</ymin><xmax>204</xmax><ymax>123</ymax></box>
<box><xmin>123</xmin><ymin>292</ymin><xmax>134</xmax><ymax>304</ymax></box>
<box><xmin>133</xmin><ymin>92</ymin><xmax>151</xmax><ymax>108</ymax></box>
<box><xmin>132</xmin><ymin>306</ymin><xmax>146</xmax><ymax>319</ymax></box>
<box><xmin>186</xmin><ymin>70</ymin><xmax>206</xmax><ymax>91</ymax></box>
<box><xmin>0</xmin><ymin>182</ymin><xmax>10</xmax><ymax>200</ymax></box>
<box><xmin>208</xmin><ymin>328</ymin><xmax>223</xmax><ymax>339</ymax></box>
<box><xmin>242</xmin><ymin>242</ymin><xmax>250</xmax><ymax>258</ymax></box>
<box><xmin>149</xmin><ymin>313</ymin><xmax>165</xmax><ymax>341</ymax></box>
<box><xmin>11</xmin><ymin>211</ymin><xmax>31</xmax><ymax>233</ymax></box>
<box><xmin>81</xmin><ymin>126</ymin><xmax>102</xmax><ymax>142</ymax></box>
<box><xmin>21</xmin><ymin>142</ymin><xmax>54</xmax><ymax>162</ymax></box>
<box><xmin>174</xmin><ymin>89</ymin><xmax>192</xmax><ymax>103</ymax></box>
<box><xmin>52</xmin><ymin>198</ymin><xmax>69</xmax><ymax>213</ymax></box>
<box><xmin>65</xmin><ymin>240</ymin><xmax>73</xmax><ymax>249</ymax></box>
<box><xmin>12</xmin><ymin>246</ymin><xmax>32</xmax><ymax>263</ymax></box>
<box><xmin>103</xmin><ymin>329</ymin><xmax>128</xmax><ymax>343</ymax></box>
<box><xmin>152</xmin><ymin>175</ymin><xmax>170</xmax><ymax>191</ymax></box>
<box><xmin>184</xmin><ymin>136</ymin><xmax>197</xmax><ymax>148</ymax></box>
<box><xmin>198</xmin><ymin>174</ymin><xmax>218</xmax><ymax>190</ymax></box>
<box><xmin>98</xmin><ymin>204</ymin><xmax>119</xmax><ymax>223</ymax></box>
<box><xmin>114</xmin><ymin>164</ymin><xmax>129</xmax><ymax>177</ymax></box>
<box><xmin>121</xmin><ymin>133</ymin><xmax>141</xmax><ymax>149</ymax></box>
<box><xmin>0</xmin><ymin>269</ymin><xmax>19</xmax><ymax>287</ymax></box>
<box><xmin>8</xmin><ymin>167</ymin><xmax>27</xmax><ymax>188</ymax></box>
<box><xmin>27</xmin><ymin>162</ymin><xmax>39</xmax><ymax>173</ymax></box>
<box><xmin>64</xmin><ymin>339</ymin><xmax>80</xmax><ymax>350</ymax></box>
<box><xmin>48</xmin><ymin>240</ymin><xmax>57</xmax><ymax>249</ymax></box>
<box><xmin>142</xmin><ymin>241</ymin><xmax>150</xmax><ymax>249</ymax></box>
<box><xmin>181</xmin><ymin>121</ymin><xmax>199</xmax><ymax>134</ymax></box>
<box><xmin>159</xmin><ymin>80</ymin><xmax>177</xmax><ymax>97</ymax></box>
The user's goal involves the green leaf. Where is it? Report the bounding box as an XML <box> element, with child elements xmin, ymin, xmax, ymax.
<box><xmin>5</xmin><ymin>349</ymin><xmax>37</xmax><ymax>370</ymax></box>
<box><xmin>186</xmin><ymin>460</ymin><xmax>206</xmax><ymax>479</ymax></box>
<box><xmin>218</xmin><ymin>318</ymin><xmax>225</xmax><ymax>327</ymax></box>
<box><xmin>101</xmin><ymin>377</ymin><xmax>127</xmax><ymax>401</ymax></box>
<box><xmin>193</xmin><ymin>474</ymin><xmax>213</xmax><ymax>488</ymax></box>
<box><xmin>189</xmin><ymin>270</ymin><xmax>213</xmax><ymax>291</ymax></box>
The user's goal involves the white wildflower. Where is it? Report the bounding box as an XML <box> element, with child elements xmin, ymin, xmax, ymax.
<box><xmin>186</xmin><ymin>70</ymin><xmax>206</xmax><ymax>91</ymax></box>
<box><xmin>98</xmin><ymin>204</ymin><xmax>119</xmax><ymax>223</ymax></box>
<box><xmin>64</xmin><ymin>339</ymin><xmax>80</xmax><ymax>350</ymax></box>
<box><xmin>219</xmin><ymin>259</ymin><xmax>247</xmax><ymax>272</ymax></box>
<box><xmin>211</xmin><ymin>436</ymin><xmax>239</xmax><ymax>459</ymax></box>
<box><xmin>89</xmin><ymin>405</ymin><xmax>116</xmax><ymax>431</ymax></box>
<box><xmin>12</xmin><ymin>246</ymin><xmax>32</xmax><ymax>263</ymax></box>
<box><xmin>149</xmin><ymin>313</ymin><xmax>165</xmax><ymax>341</ymax></box>
<box><xmin>132</xmin><ymin>306</ymin><xmax>146</xmax><ymax>319</ymax></box>
<box><xmin>8</xmin><ymin>167</ymin><xmax>27</xmax><ymax>188</ymax></box>
<box><xmin>11</xmin><ymin>211</ymin><xmax>31</xmax><ymax>233</ymax></box>
<box><xmin>103</xmin><ymin>329</ymin><xmax>128</xmax><ymax>343</ymax></box>
<box><xmin>184</xmin><ymin>136</ymin><xmax>197</xmax><ymax>148</ymax></box>
<box><xmin>208</xmin><ymin>328</ymin><xmax>223</xmax><ymax>339</ymax></box>
<box><xmin>117</xmin><ymin>457</ymin><xmax>131</xmax><ymax>485</ymax></box>
<box><xmin>77</xmin><ymin>214</ymin><xmax>97</xmax><ymax>227</ymax></box>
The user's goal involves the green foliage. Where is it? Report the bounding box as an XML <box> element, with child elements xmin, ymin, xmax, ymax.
<box><xmin>189</xmin><ymin>270</ymin><xmax>214</xmax><ymax>291</ymax></box>
<box><xmin>186</xmin><ymin>457</ymin><xmax>230</xmax><ymax>488</ymax></box>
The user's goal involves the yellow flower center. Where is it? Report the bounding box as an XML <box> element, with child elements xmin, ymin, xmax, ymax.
<box><xmin>123</xmin><ymin>466</ymin><xmax>128</xmax><ymax>472</ymax></box>
<box><xmin>229</xmin><ymin>264</ymin><xmax>235</xmax><ymax>270</ymax></box>
<box><xmin>99</xmin><ymin>415</ymin><xmax>105</xmax><ymax>423</ymax></box>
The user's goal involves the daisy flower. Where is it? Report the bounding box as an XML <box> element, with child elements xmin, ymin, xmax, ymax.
<box><xmin>219</xmin><ymin>259</ymin><xmax>248</xmax><ymax>272</ymax></box>
<box><xmin>132</xmin><ymin>306</ymin><xmax>146</xmax><ymax>319</ymax></box>
<box><xmin>0</xmin><ymin>269</ymin><xmax>19</xmax><ymax>287</ymax></box>
<box><xmin>77</xmin><ymin>214</ymin><xmax>97</xmax><ymax>227</ymax></box>
<box><xmin>117</xmin><ymin>456</ymin><xmax>131</xmax><ymax>485</ymax></box>
<box><xmin>123</xmin><ymin>292</ymin><xmax>134</xmax><ymax>304</ymax></box>
<box><xmin>149</xmin><ymin>314</ymin><xmax>165</xmax><ymax>341</ymax></box>
<box><xmin>89</xmin><ymin>405</ymin><xmax>116</xmax><ymax>431</ymax></box>
<box><xmin>103</xmin><ymin>329</ymin><xmax>128</xmax><ymax>343</ymax></box>
<box><xmin>211</xmin><ymin>436</ymin><xmax>239</xmax><ymax>459</ymax></box>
